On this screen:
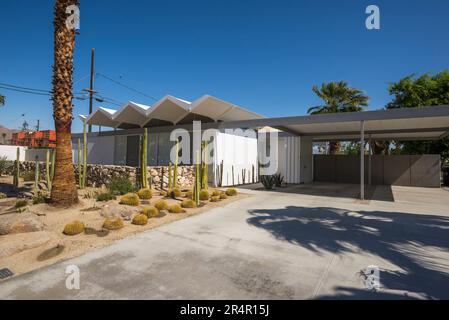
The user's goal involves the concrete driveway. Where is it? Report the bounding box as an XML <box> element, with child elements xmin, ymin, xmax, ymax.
<box><xmin>1</xmin><ymin>184</ymin><xmax>449</xmax><ymax>300</ymax></box>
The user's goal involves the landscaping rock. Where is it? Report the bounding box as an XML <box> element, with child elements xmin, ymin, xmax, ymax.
<box><xmin>100</xmin><ymin>204</ymin><xmax>139</xmax><ymax>221</ymax></box>
<box><xmin>0</xmin><ymin>213</ymin><xmax>45</xmax><ymax>235</ymax></box>
<box><xmin>0</xmin><ymin>231</ymin><xmax>51</xmax><ymax>259</ymax></box>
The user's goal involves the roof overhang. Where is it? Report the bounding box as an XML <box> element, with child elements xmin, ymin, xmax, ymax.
<box><xmin>215</xmin><ymin>105</ymin><xmax>449</xmax><ymax>141</ymax></box>
<box><xmin>85</xmin><ymin>95</ymin><xmax>264</xmax><ymax>129</ymax></box>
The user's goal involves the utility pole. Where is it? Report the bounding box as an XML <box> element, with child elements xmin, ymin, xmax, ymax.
<box><xmin>87</xmin><ymin>48</ymin><xmax>95</xmax><ymax>132</ymax></box>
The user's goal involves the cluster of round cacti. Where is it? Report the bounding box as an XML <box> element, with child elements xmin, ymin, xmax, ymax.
<box><xmin>63</xmin><ymin>221</ymin><xmax>85</xmax><ymax>236</ymax></box>
<box><xmin>181</xmin><ymin>199</ymin><xmax>196</xmax><ymax>208</ymax></box>
<box><xmin>199</xmin><ymin>189</ymin><xmax>210</xmax><ymax>201</ymax></box>
<box><xmin>169</xmin><ymin>188</ymin><xmax>182</xmax><ymax>198</ymax></box>
<box><xmin>168</xmin><ymin>204</ymin><xmax>185</xmax><ymax>213</ymax></box>
<box><xmin>132</xmin><ymin>214</ymin><xmax>148</xmax><ymax>226</ymax></box>
<box><xmin>225</xmin><ymin>188</ymin><xmax>238</xmax><ymax>196</ymax></box>
<box><xmin>154</xmin><ymin>199</ymin><xmax>169</xmax><ymax>211</ymax></box>
<box><xmin>210</xmin><ymin>196</ymin><xmax>221</xmax><ymax>202</ymax></box>
<box><xmin>141</xmin><ymin>206</ymin><xmax>160</xmax><ymax>218</ymax></box>
<box><xmin>184</xmin><ymin>190</ymin><xmax>193</xmax><ymax>199</ymax></box>
<box><xmin>137</xmin><ymin>188</ymin><xmax>153</xmax><ymax>200</ymax></box>
<box><xmin>103</xmin><ymin>217</ymin><xmax>124</xmax><ymax>230</ymax></box>
<box><xmin>220</xmin><ymin>193</ymin><xmax>228</xmax><ymax>200</ymax></box>
<box><xmin>0</xmin><ymin>192</ymin><xmax>7</xmax><ymax>199</ymax></box>
<box><xmin>119</xmin><ymin>193</ymin><xmax>140</xmax><ymax>206</ymax></box>
<box><xmin>211</xmin><ymin>189</ymin><xmax>221</xmax><ymax>197</ymax></box>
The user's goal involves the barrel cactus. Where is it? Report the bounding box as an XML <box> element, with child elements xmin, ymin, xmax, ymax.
<box><xmin>132</xmin><ymin>214</ymin><xmax>148</xmax><ymax>226</ymax></box>
<box><xmin>63</xmin><ymin>221</ymin><xmax>85</xmax><ymax>236</ymax></box>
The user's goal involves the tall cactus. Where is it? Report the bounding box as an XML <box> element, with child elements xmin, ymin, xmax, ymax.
<box><xmin>168</xmin><ymin>162</ymin><xmax>173</xmax><ymax>190</ymax></box>
<box><xmin>13</xmin><ymin>147</ymin><xmax>20</xmax><ymax>189</ymax></box>
<box><xmin>34</xmin><ymin>155</ymin><xmax>39</xmax><ymax>196</ymax></box>
<box><xmin>193</xmin><ymin>151</ymin><xmax>201</xmax><ymax>206</ymax></box>
<box><xmin>82</xmin><ymin>119</ymin><xmax>88</xmax><ymax>188</ymax></box>
<box><xmin>201</xmin><ymin>141</ymin><xmax>208</xmax><ymax>190</ymax></box>
<box><xmin>139</xmin><ymin>128</ymin><xmax>148</xmax><ymax>189</ymax></box>
<box><xmin>77</xmin><ymin>138</ymin><xmax>82</xmax><ymax>188</ymax></box>
<box><xmin>143</xmin><ymin>128</ymin><xmax>148</xmax><ymax>188</ymax></box>
<box><xmin>51</xmin><ymin>149</ymin><xmax>56</xmax><ymax>183</ymax></box>
<box><xmin>46</xmin><ymin>149</ymin><xmax>52</xmax><ymax>192</ymax></box>
<box><xmin>173</xmin><ymin>139</ymin><xmax>179</xmax><ymax>188</ymax></box>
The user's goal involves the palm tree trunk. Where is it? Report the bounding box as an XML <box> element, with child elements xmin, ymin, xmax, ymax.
<box><xmin>50</xmin><ymin>0</ymin><xmax>79</xmax><ymax>206</ymax></box>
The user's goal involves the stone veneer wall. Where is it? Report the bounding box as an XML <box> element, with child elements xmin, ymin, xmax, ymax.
<box><xmin>7</xmin><ymin>162</ymin><xmax>195</xmax><ymax>189</ymax></box>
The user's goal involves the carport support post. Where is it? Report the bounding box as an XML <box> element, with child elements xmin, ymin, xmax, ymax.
<box><xmin>368</xmin><ymin>134</ymin><xmax>372</xmax><ymax>186</ymax></box>
<box><xmin>360</xmin><ymin>121</ymin><xmax>365</xmax><ymax>200</ymax></box>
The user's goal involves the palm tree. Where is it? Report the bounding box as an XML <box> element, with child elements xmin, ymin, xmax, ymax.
<box><xmin>308</xmin><ymin>81</ymin><xmax>369</xmax><ymax>154</ymax></box>
<box><xmin>0</xmin><ymin>94</ymin><xmax>5</xmax><ymax>106</ymax></box>
<box><xmin>50</xmin><ymin>0</ymin><xmax>79</xmax><ymax>206</ymax></box>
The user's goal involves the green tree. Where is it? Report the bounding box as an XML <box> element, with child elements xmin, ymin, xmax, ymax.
<box><xmin>386</xmin><ymin>71</ymin><xmax>449</xmax><ymax>166</ymax></box>
<box><xmin>308</xmin><ymin>81</ymin><xmax>369</xmax><ymax>154</ymax></box>
<box><xmin>0</xmin><ymin>94</ymin><xmax>5</xmax><ymax>106</ymax></box>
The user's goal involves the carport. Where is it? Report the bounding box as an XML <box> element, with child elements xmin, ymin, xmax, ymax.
<box><xmin>218</xmin><ymin>105</ymin><xmax>449</xmax><ymax>200</ymax></box>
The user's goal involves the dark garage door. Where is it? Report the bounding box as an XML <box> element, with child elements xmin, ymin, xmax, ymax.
<box><xmin>314</xmin><ymin>155</ymin><xmax>440</xmax><ymax>187</ymax></box>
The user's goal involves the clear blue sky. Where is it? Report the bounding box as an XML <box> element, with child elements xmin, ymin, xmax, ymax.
<box><xmin>1</xmin><ymin>0</ymin><xmax>448</xmax><ymax>133</ymax></box>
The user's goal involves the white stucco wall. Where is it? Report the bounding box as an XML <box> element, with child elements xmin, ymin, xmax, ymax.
<box><xmin>277</xmin><ymin>136</ymin><xmax>313</xmax><ymax>184</ymax></box>
<box><xmin>73</xmin><ymin>135</ymin><xmax>115</xmax><ymax>165</ymax></box>
<box><xmin>0</xmin><ymin>145</ymin><xmax>48</xmax><ymax>162</ymax></box>
<box><xmin>214</xmin><ymin>130</ymin><xmax>259</xmax><ymax>187</ymax></box>
<box><xmin>0</xmin><ymin>145</ymin><xmax>27</xmax><ymax>161</ymax></box>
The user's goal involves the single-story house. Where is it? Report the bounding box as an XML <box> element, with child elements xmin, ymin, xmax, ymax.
<box><xmin>73</xmin><ymin>95</ymin><xmax>449</xmax><ymax>199</ymax></box>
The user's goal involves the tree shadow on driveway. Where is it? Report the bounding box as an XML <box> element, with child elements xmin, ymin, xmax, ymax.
<box><xmin>247</xmin><ymin>206</ymin><xmax>449</xmax><ymax>299</ymax></box>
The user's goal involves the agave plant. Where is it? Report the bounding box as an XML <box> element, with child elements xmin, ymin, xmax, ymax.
<box><xmin>260</xmin><ymin>175</ymin><xmax>275</xmax><ymax>190</ymax></box>
<box><xmin>273</xmin><ymin>173</ymin><xmax>284</xmax><ymax>187</ymax></box>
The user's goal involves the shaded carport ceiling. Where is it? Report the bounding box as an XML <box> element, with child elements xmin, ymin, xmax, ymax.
<box><xmin>216</xmin><ymin>105</ymin><xmax>449</xmax><ymax>141</ymax></box>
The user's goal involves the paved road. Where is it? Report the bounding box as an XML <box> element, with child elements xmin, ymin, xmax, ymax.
<box><xmin>1</xmin><ymin>184</ymin><xmax>449</xmax><ymax>300</ymax></box>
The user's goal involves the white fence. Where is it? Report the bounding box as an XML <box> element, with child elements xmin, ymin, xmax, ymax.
<box><xmin>0</xmin><ymin>145</ymin><xmax>49</xmax><ymax>162</ymax></box>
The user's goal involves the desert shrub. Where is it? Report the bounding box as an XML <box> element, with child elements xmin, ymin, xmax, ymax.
<box><xmin>137</xmin><ymin>188</ymin><xmax>152</xmax><ymax>200</ymax></box>
<box><xmin>154</xmin><ymin>199</ymin><xmax>168</xmax><ymax>211</ymax></box>
<box><xmin>15</xmin><ymin>199</ymin><xmax>28</xmax><ymax>208</ymax></box>
<box><xmin>107</xmin><ymin>175</ymin><xmax>134</xmax><ymax>195</ymax></box>
<box><xmin>103</xmin><ymin>217</ymin><xmax>124</xmax><ymax>230</ymax></box>
<box><xmin>63</xmin><ymin>221</ymin><xmax>85</xmax><ymax>236</ymax></box>
<box><xmin>141</xmin><ymin>206</ymin><xmax>160</xmax><ymax>218</ymax></box>
<box><xmin>225</xmin><ymin>188</ymin><xmax>238</xmax><ymax>196</ymax></box>
<box><xmin>199</xmin><ymin>189</ymin><xmax>209</xmax><ymax>201</ymax></box>
<box><xmin>132</xmin><ymin>214</ymin><xmax>148</xmax><ymax>226</ymax></box>
<box><xmin>260</xmin><ymin>175</ymin><xmax>275</xmax><ymax>190</ymax></box>
<box><xmin>210</xmin><ymin>196</ymin><xmax>220</xmax><ymax>202</ymax></box>
<box><xmin>220</xmin><ymin>193</ymin><xmax>228</xmax><ymax>200</ymax></box>
<box><xmin>184</xmin><ymin>190</ymin><xmax>193</xmax><ymax>199</ymax></box>
<box><xmin>21</xmin><ymin>171</ymin><xmax>35</xmax><ymax>182</ymax></box>
<box><xmin>0</xmin><ymin>156</ymin><xmax>12</xmax><ymax>176</ymax></box>
<box><xmin>181</xmin><ymin>199</ymin><xmax>196</xmax><ymax>208</ymax></box>
<box><xmin>83</xmin><ymin>190</ymin><xmax>99</xmax><ymax>199</ymax></box>
<box><xmin>32</xmin><ymin>194</ymin><xmax>46</xmax><ymax>205</ymax></box>
<box><xmin>0</xmin><ymin>192</ymin><xmax>7</xmax><ymax>199</ymax></box>
<box><xmin>119</xmin><ymin>193</ymin><xmax>140</xmax><ymax>206</ymax></box>
<box><xmin>96</xmin><ymin>192</ymin><xmax>116</xmax><ymax>202</ymax></box>
<box><xmin>211</xmin><ymin>189</ymin><xmax>221</xmax><ymax>197</ymax></box>
<box><xmin>168</xmin><ymin>204</ymin><xmax>185</xmax><ymax>213</ymax></box>
<box><xmin>169</xmin><ymin>188</ymin><xmax>182</xmax><ymax>198</ymax></box>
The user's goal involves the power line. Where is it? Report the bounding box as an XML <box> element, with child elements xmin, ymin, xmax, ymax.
<box><xmin>0</xmin><ymin>82</ymin><xmax>51</xmax><ymax>93</ymax></box>
<box><xmin>0</xmin><ymin>85</ymin><xmax>52</xmax><ymax>97</ymax></box>
<box><xmin>0</xmin><ymin>81</ymin><xmax>86</xmax><ymax>96</ymax></box>
<box><xmin>96</xmin><ymin>72</ymin><xmax>158</xmax><ymax>102</ymax></box>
